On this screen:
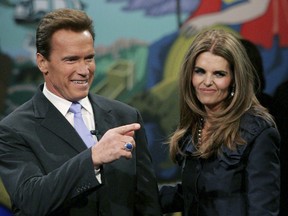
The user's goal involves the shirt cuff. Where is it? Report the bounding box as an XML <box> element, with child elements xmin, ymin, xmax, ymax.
<box><xmin>94</xmin><ymin>167</ymin><xmax>102</xmax><ymax>183</ymax></box>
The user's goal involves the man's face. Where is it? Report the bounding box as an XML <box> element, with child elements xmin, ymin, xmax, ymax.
<box><xmin>37</xmin><ymin>29</ymin><xmax>95</xmax><ymax>101</ymax></box>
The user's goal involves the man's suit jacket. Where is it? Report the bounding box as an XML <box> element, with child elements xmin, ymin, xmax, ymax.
<box><xmin>0</xmin><ymin>85</ymin><xmax>162</xmax><ymax>216</ymax></box>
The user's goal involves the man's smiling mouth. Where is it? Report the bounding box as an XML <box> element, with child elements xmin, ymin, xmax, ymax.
<box><xmin>73</xmin><ymin>80</ymin><xmax>88</xmax><ymax>84</ymax></box>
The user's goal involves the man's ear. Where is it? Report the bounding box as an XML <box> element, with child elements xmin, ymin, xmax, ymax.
<box><xmin>36</xmin><ymin>53</ymin><xmax>48</xmax><ymax>75</ymax></box>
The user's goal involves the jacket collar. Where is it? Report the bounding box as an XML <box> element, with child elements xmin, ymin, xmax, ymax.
<box><xmin>32</xmin><ymin>84</ymin><xmax>115</xmax><ymax>152</ymax></box>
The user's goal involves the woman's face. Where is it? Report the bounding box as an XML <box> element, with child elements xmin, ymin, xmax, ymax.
<box><xmin>192</xmin><ymin>51</ymin><xmax>233</xmax><ymax>113</ymax></box>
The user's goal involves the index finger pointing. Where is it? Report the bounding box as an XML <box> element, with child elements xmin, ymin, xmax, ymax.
<box><xmin>116</xmin><ymin>123</ymin><xmax>141</xmax><ymax>135</ymax></box>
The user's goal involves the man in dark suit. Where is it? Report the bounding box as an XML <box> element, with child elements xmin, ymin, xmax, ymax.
<box><xmin>0</xmin><ymin>8</ymin><xmax>162</xmax><ymax>216</ymax></box>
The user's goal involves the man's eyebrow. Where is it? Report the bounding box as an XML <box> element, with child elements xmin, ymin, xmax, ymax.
<box><xmin>85</xmin><ymin>54</ymin><xmax>95</xmax><ymax>58</ymax></box>
<box><xmin>61</xmin><ymin>55</ymin><xmax>79</xmax><ymax>61</ymax></box>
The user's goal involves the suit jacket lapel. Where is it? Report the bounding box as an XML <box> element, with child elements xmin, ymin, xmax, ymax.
<box><xmin>89</xmin><ymin>94</ymin><xmax>116</xmax><ymax>140</ymax></box>
<box><xmin>33</xmin><ymin>86</ymin><xmax>87</xmax><ymax>153</ymax></box>
<box><xmin>89</xmin><ymin>94</ymin><xmax>119</xmax><ymax>177</ymax></box>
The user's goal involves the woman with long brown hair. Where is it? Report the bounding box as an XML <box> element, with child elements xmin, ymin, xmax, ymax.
<box><xmin>160</xmin><ymin>28</ymin><xmax>280</xmax><ymax>216</ymax></box>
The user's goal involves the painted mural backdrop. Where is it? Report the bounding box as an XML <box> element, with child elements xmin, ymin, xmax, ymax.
<box><xmin>1</xmin><ymin>0</ymin><xmax>287</xmax><ymax>214</ymax></box>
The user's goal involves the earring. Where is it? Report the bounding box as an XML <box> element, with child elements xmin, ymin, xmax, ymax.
<box><xmin>231</xmin><ymin>86</ymin><xmax>235</xmax><ymax>97</ymax></box>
